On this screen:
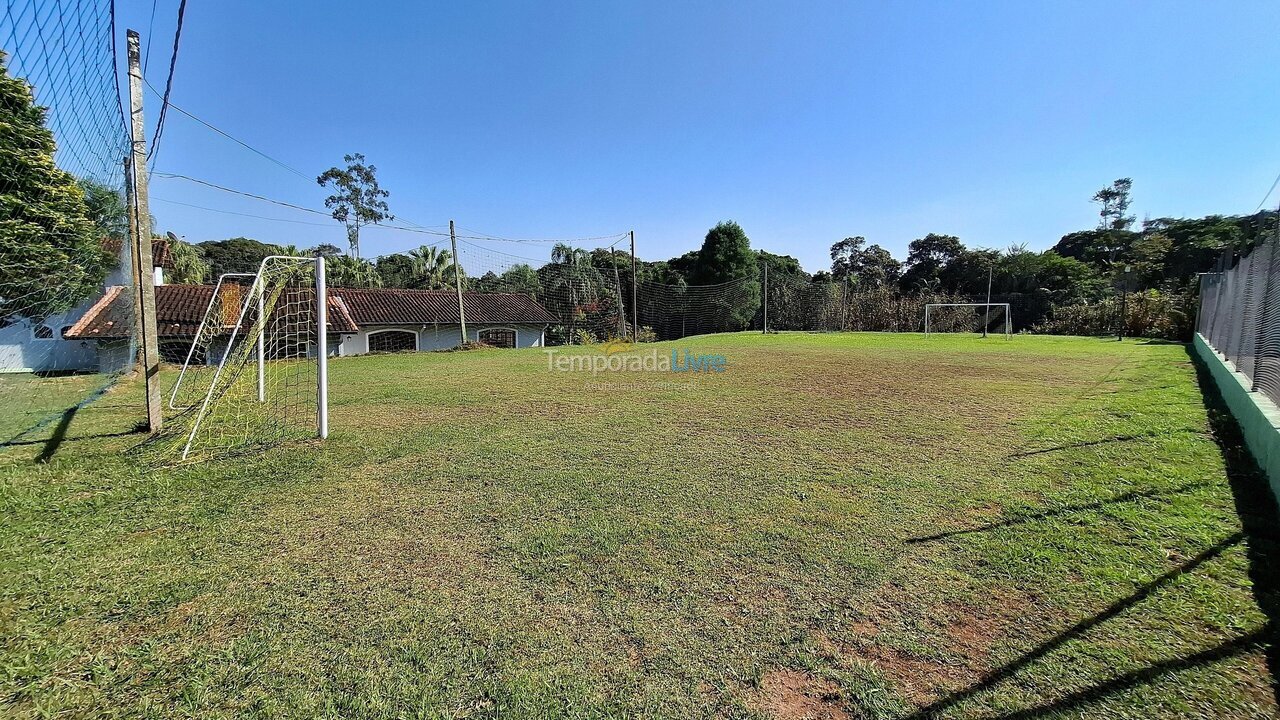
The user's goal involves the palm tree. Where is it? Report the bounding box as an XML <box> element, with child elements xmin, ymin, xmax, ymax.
<box><xmin>406</xmin><ymin>245</ymin><xmax>455</xmax><ymax>289</ymax></box>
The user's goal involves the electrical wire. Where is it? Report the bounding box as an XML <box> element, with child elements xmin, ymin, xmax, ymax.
<box><xmin>147</xmin><ymin>0</ymin><xmax>186</xmax><ymax>164</ymax></box>
<box><xmin>143</xmin><ymin>77</ymin><xmax>311</xmax><ymax>180</ymax></box>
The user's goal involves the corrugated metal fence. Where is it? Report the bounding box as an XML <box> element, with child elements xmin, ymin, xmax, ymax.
<box><xmin>1198</xmin><ymin>232</ymin><xmax>1280</xmax><ymax>406</ymax></box>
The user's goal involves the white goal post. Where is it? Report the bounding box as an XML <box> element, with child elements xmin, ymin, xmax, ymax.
<box><xmin>924</xmin><ymin>303</ymin><xmax>1012</xmax><ymax>339</ymax></box>
<box><xmin>175</xmin><ymin>255</ymin><xmax>329</xmax><ymax>460</ymax></box>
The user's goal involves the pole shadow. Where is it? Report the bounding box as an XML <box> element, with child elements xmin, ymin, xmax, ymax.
<box><xmin>904</xmin><ymin>481</ymin><xmax>1212</xmax><ymax>544</ymax></box>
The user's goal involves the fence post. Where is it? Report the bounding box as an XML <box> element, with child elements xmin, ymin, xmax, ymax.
<box><xmin>762</xmin><ymin>261</ymin><xmax>768</xmax><ymax>334</ymax></box>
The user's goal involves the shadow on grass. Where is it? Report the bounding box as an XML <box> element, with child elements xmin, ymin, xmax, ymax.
<box><xmin>1006</xmin><ymin>431</ymin><xmax>1160</xmax><ymax>457</ymax></box>
<box><xmin>904</xmin><ymin>480</ymin><xmax>1212</xmax><ymax>544</ymax></box>
<box><xmin>902</xmin><ymin>345</ymin><xmax>1280</xmax><ymax>717</ymax></box>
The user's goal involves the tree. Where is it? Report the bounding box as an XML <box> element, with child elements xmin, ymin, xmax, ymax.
<box><xmin>326</xmin><ymin>255</ymin><xmax>383</xmax><ymax>288</ymax></box>
<box><xmin>77</xmin><ymin>177</ymin><xmax>128</xmax><ymax>240</ymax></box>
<box><xmin>830</xmin><ymin>236</ymin><xmax>901</xmax><ymax>287</ymax></box>
<box><xmin>830</xmin><ymin>236</ymin><xmax>866</xmax><ymax>280</ymax></box>
<box><xmin>899</xmin><ymin>233</ymin><xmax>964</xmax><ymax>290</ymax></box>
<box><xmin>857</xmin><ymin>245</ymin><xmax>902</xmax><ymax>288</ymax></box>
<box><xmin>308</xmin><ymin>243</ymin><xmax>344</xmax><ymax>259</ymax></box>
<box><xmin>317</xmin><ymin>153</ymin><xmax>392</xmax><ymax>258</ymax></box>
<box><xmin>691</xmin><ymin>221</ymin><xmax>760</xmax><ymax>330</ymax></box>
<box><xmin>0</xmin><ymin>52</ymin><xmax>106</xmax><ymax>322</ymax></box>
<box><xmin>196</xmin><ymin>238</ymin><xmax>283</xmax><ymax>278</ymax></box>
<box><xmin>163</xmin><ymin>234</ymin><xmax>210</xmax><ymax>284</ymax></box>
<box><xmin>1093</xmin><ymin>178</ymin><xmax>1135</xmax><ymax>232</ymax></box>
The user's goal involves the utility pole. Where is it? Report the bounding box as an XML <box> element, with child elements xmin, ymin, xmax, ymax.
<box><xmin>762</xmin><ymin>261</ymin><xmax>768</xmax><ymax>334</ymax></box>
<box><xmin>127</xmin><ymin>30</ymin><xmax>162</xmax><ymax>432</ymax></box>
<box><xmin>450</xmin><ymin>220</ymin><xmax>467</xmax><ymax>347</ymax></box>
<box><xmin>983</xmin><ymin>263</ymin><xmax>993</xmax><ymax>339</ymax></box>
<box><xmin>123</xmin><ymin>157</ymin><xmax>144</xmax><ymax>345</ymax></box>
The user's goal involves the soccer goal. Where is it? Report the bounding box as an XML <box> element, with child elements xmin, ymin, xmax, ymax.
<box><xmin>168</xmin><ymin>272</ymin><xmax>257</xmax><ymax>410</ymax></box>
<box><xmin>162</xmin><ymin>256</ymin><xmax>329</xmax><ymax>461</ymax></box>
<box><xmin>924</xmin><ymin>303</ymin><xmax>1012</xmax><ymax>339</ymax></box>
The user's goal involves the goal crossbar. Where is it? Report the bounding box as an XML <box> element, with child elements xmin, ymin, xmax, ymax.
<box><xmin>924</xmin><ymin>302</ymin><xmax>1012</xmax><ymax>339</ymax></box>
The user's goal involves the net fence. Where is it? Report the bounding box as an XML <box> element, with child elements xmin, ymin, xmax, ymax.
<box><xmin>1</xmin><ymin>0</ymin><xmax>138</xmax><ymax>446</ymax></box>
<box><xmin>1197</xmin><ymin>225</ymin><xmax>1280</xmax><ymax>407</ymax></box>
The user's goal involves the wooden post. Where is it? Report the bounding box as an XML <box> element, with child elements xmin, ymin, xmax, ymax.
<box><xmin>127</xmin><ymin>30</ymin><xmax>162</xmax><ymax>432</ymax></box>
<box><xmin>451</xmin><ymin>220</ymin><xmax>467</xmax><ymax>347</ymax></box>
<box><xmin>630</xmin><ymin>231</ymin><xmax>638</xmax><ymax>343</ymax></box>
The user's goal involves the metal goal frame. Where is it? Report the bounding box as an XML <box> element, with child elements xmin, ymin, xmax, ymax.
<box><xmin>924</xmin><ymin>302</ymin><xmax>1012</xmax><ymax>339</ymax></box>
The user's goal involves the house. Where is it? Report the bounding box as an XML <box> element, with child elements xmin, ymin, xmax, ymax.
<box><xmin>0</xmin><ymin>237</ymin><xmax>174</xmax><ymax>373</ymax></box>
<box><xmin>63</xmin><ymin>285</ymin><xmax>558</xmax><ymax>367</ymax></box>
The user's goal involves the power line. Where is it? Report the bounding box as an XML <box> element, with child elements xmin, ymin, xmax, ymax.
<box><xmin>154</xmin><ymin>171</ymin><xmax>632</xmax><ymax>247</ymax></box>
<box><xmin>153</xmin><ymin>171</ymin><xmax>330</xmax><ymax>215</ymax></box>
<box><xmin>147</xmin><ymin>0</ymin><xmax>186</xmax><ymax>164</ymax></box>
<box><xmin>151</xmin><ymin>196</ymin><xmax>337</xmax><ymax>227</ymax></box>
<box><xmin>143</xmin><ymin>77</ymin><xmax>311</xmax><ymax>179</ymax></box>
<box><xmin>1257</xmin><ymin>170</ymin><xmax>1280</xmax><ymax>212</ymax></box>
<box><xmin>142</xmin><ymin>0</ymin><xmax>158</xmax><ymax>74</ymax></box>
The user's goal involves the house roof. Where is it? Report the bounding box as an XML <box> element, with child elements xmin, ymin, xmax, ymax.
<box><xmin>64</xmin><ymin>284</ymin><xmax>360</xmax><ymax>339</ymax></box>
<box><xmin>330</xmin><ymin>288</ymin><xmax>559</xmax><ymax>326</ymax></box>
<box><xmin>63</xmin><ymin>286</ymin><xmax>554</xmax><ymax>340</ymax></box>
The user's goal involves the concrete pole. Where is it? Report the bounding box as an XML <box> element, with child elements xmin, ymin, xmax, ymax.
<box><xmin>123</xmin><ymin>157</ymin><xmax>144</xmax><ymax>350</ymax></box>
<box><xmin>451</xmin><ymin>220</ymin><xmax>467</xmax><ymax>347</ymax></box>
<box><xmin>127</xmin><ymin>30</ymin><xmax>162</xmax><ymax>432</ymax></box>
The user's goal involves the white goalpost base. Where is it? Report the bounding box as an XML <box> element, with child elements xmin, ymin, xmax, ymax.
<box><xmin>924</xmin><ymin>302</ymin><xmax>1012</xmax><ymax>339</ymax></box>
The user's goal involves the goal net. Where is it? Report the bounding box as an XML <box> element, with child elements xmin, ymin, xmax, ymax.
<box><xmin>145</xmin><ymin>256</ymin><xmax>329</xmax><ymax>462</ymax></box>
<box><xmin>168</xmin><ymin>272</ymin><xmax>256</xmax><ymax>410</ymax></box>
<box><xmin>924</xmin><ymin>303</ymin><xmax>1012</xmax><ymax>338</ymax></box>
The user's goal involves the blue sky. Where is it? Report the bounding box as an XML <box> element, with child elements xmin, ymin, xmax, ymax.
<box><xmin>118</xmin><ymin>1</ymin><xmax>1280</xmax><ymax>272</ymax></box>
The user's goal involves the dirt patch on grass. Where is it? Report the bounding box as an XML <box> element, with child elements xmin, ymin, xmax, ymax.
<box><xmin>750</xmin><ymin>669</ymin><xmax>850</xmax><ymax>720</ymax></box>
<box><xmin>820</xmin><ymin>588</ymin><xmax>1024</xmax><ymax>706</ymax></box>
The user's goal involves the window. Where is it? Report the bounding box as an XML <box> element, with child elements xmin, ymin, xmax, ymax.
<box><xmin>60</xmin><ymin>326</ymin><xmax>73</xmax><ymax>339</ymax></box>
<box><xmin>32</xmin><ymin>325</ymin><xmax>53</xmax><ymax>339</ymax></box>
<box><xmin>478</xmin><ymin>328</ymin><xmax>516</xmax><ymax>349</ymax></box>
<box><xmin>368</xmin><ymin>329</ymin><xmax>417</xmax><ymax>353</ymax></box>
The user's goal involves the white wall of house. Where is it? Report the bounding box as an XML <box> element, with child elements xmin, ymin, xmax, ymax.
<box><xmin>335</xmin><ymin>324</ymin><xmax>546</xmax><ymax>355</ymax></box>
<box><xmin>0</xmin><ymin>306</ymin><xmax>100</xmax><ymax>373</ymax></box>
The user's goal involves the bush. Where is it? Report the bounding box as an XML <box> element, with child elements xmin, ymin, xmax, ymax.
<box><xmin>1032</xmin><ymin>289</ymin><xmax>1192</xmax><ymax>340</ymax></box>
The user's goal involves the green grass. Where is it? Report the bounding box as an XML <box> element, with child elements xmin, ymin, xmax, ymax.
<box><xmin>1</xmin><ymin>332</ymin><xmax>1276</xmax><ymax>718</ymax></box>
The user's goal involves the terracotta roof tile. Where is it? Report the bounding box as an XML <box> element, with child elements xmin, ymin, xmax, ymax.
<box><xmin>63</xmin><ymin>286</ymin><xmax>554</xmax><ymax>340</ymax></box>
<box><xmin>330</xmin><ymin>288</ymin><xmax>558</xmax><ymax>326</ymax></box>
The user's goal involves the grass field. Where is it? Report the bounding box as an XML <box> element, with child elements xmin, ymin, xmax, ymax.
<box><xmin>1</xmin><ymin>332</ymin><xmax>1277</xmax><ymax>718</ymax></box>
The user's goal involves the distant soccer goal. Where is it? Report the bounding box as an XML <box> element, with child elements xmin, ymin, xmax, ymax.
<box><xmin>147</xmin><ymin>256</ymin><xmax>330</xmax><ymax>462</ymax></box>
<box><xmin>924</xmin><ymin>303</ymin><xmax>1012</xmax><ymax>339</ymax></box>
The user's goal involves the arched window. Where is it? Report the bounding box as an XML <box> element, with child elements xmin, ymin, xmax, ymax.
<box><xmin>478</xmin><ymin>327</ymin><xmax>516</xmax><ymax>349</ymax></box>
<box><xmin>32</xmin><ymin>325</ymin><xmax>53</xmax><ymax>339</ymax></box>
<box><xmin>367</xmin><ymin>329</ymin><xmax>418</xmax><ymax>353</ymax></box>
